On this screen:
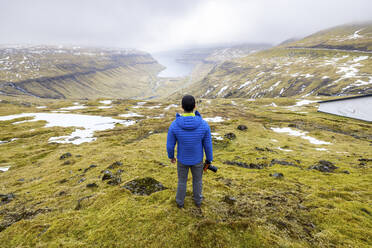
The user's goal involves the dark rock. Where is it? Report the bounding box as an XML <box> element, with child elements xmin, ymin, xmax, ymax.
<box><xmin>288</xmin><ymin>123</ymin><xmax>297</xmax><ymax>128</ymax></box>
<box><xmin>223</xmin><ymin>195</ymin><xmax>237</xmax><ymax>205</ymax></box>
<box><xmin>17</xmin><ymin>178</ymin><xmax>25</xmax><ymax>182</ymax></box>
<box><xmin>224</xmin><ymin>133</ymin><xmax>236</xmax><ymax>140</ymax></box>
<box><xmin>0</xmin><ymin>193</ymin><xmax>15</xmax><ymax>205</ymax></box>
<box><xmin>102</xmin><ymin>170</ymin><xmax>113</xmax><ymax>181</ymax></box>
<box><xmin>84</xmin><ymin>164</ymin><xmax>97</xmax><ymax>173</ymax></box>
<box><xmin>308</xmin><ymin>160</ymin><xmax>338</xmax><ymax>172</ymax></box>
<box><xmin>116</xmin><ymin>169</ymin><xmax>124</xmax><ymax>175</ymax></box>
<box><xmin>341</xmin><ymin>170</ymin><xmax>350</xmax><ymax>174</ymax></box>
<box><xmin>255</xmin><ymin>147</ymin><xmax>265</xmax><ymax>152</ymax></box>
<box><xmin>60</xmin><ymin>152</ymin><xmax>72</xmax><ymax>160</ymax></box>
<box><xmin>358</xmin><ymin>158</ymin><xmax>372</xmax><ymax>162</ymax></box>
<box><xmin>361</xmin><ymin>208</ymin><xmax>371</xmax><ymax>215</ymax></box>
<box><xmin>78</xmin><ymin>177</ymin><xmax>86</xmax><ymax>184</ymax></box>
<box><xmin>270</xmin><ymin>159</ymin><xmax>297</xmax><ymax>167</ymax></box>
<box><xmin>122</xmin><ymin>177</ymin><xmax>167</xmax><ymax>195</ymax></box>
<box><xmin>59</xmin><ymin>178</ymin><xmax>68</xmax><ymax>184</ymax></box>
<box><xmin>270</xmin><ymin>172</ymin><xmax>284</xmax><ymax>179</ymax></box>
<box><xmin>86</xmin><ymin>183</ymin><xmax>98</xmax><ymax>188</ymax></box>
<box><xmin>224</xmin><ymin>160</ymin><xmax>269</xmax><ymax>169</ymax></box>
<box><xmin>58</xmin><ymin>191</ymin><xmax>66</xmax><ymax>196</ymax></box>
<box><xmin>107</xmin><ymin>176</ymin><xmax>121</xmax><ymax>186</ymax></box>
<box><xmin>75</xmin><ymin>155</ymin><xmax>82</xmax><ymax>158</ymax></box>
<box><xmin>0</xmin><ymin>208</ymin><xmax>52</xmax><ymax>232</ymax></box>
<box><xmin>255</xmin><ymin>147</ymin><xmax>275</xmax><ymax>152</ymax></box>
<box><xmin>107</xmin><ymin>161</ymin><xmax>123</xmax><ymax>170</ymax></box>
<box><xmin>237</xmin><ymin>125</ymin><xmax>247</xmax><ymax>131</ymax></box>
<box><xmin>63</xmin><ymin>160</ymin><xmax>72</xmax><ymax>165</ymax></box>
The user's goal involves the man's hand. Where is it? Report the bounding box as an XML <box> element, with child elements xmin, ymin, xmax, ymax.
<box><xmin>170</xmin><ymin>158</ymin><xmax>177</xmax><ymax>164</ymax></box>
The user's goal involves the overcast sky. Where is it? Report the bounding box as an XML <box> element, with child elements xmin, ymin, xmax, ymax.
<box><xmin>1</xmin><ymin>0</ymin><xmax>371</xmax><ymax>52</ymax></box>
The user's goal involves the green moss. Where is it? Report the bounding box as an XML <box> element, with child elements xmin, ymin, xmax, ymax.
<box><xmin>0</xmin><ymin>97</ymin><xmax>371</xmax><ymax>247</ymax></box>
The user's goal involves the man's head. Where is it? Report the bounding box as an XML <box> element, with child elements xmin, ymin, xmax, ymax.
<box><xmin>181</xmin><ymin>95</ymin><xmax>195</xmax><ymax>113</ymax></box>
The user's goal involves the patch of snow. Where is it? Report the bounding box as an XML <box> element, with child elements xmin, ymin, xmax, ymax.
<box><xmin>353</xmin><ymin>56</ymin><xmax>369</xmax><ymax>62</ymax></box>
<box><xmin>164</xmin><ymin>104</ymin><xmax>178</xmax><ymax>110</ymax></box>
<box><xmin>204</xmin><ymin>116</ymin><xmax>224</xmax><ymax>122</ymax></box>
<box><xmin>231</xmin><ymin>101</ymin><xmax>237</xmax><ymax>106</ymax></box>
<box><xmin>268</xmin><ymin>81</ymin><xmax>281</xmax><ymax>92</ymax></box>
<box><xmin>217</xmin><ymin>86</ymin><xmax>228</xmax><ymax>96</ymax></box>
<box><xmin>322</xmin><ymin>76</ymin><xmax>329</xmax><ymax>79</ymax></box>
<box><xmin>271</xmin><ymin>127</ymin><xmax>331</xmax><ymax>145</ymax></box>
<box><xmin>99</xmin><ymin>100</ymin><xmax>112</xmax><ymax>105</ymax></box>
<box><xmin>36</xmin><ymin>106</ymin><xmax>47</xmax><ymax>109</ymax></box>
<box><xmin>271</xmin><ymin>139</ymin><xmax>278</xmax><ymax>142</ymax></box>
<box><xmin>276</xmin><ymin>147</ymin><xmax>293</xmax><ymax>152</ymax></box>
<box><xmin>315</xmin><ymin>148</ymin><xmax>328</xmax><ymax>151</ymax></box>
<box><xmin>303</xmin><ymin>74</ymin><xmax>314</xmax><ymax>78</ymax></box>
<box><xmin>271</xmin><ymin>102</ymin><xmax>278</xmax><ymax>107</ymax></box>
<box><xmin>51</xmin><ymin>110</ymin><xmax>70</xmax><ymax>113</ymax></box>
<box><xmin>98</xmin><ymin>106</ymin><xmax>113</xmax><ymax>109</ymax></box>
<box><xmin>147</xmin><ymin>105</ymin><xmax>161</xmax><ymax>109</ymax></box>
<box><xmin>295</xmin><ymin>100</ymin><xmax>318</xmax><ymax>107</ymax></box>
<box><xmin>0</xmin><ymin>166</ymin><xmax>10</xmax><ymax>172</ymax></box>
<box><xmin>279</xmin><ymin>88</ymin><xmax>285</xmax><ymax>95</ymax></box>
<box><xmin>60</xmin><ymin>105</ymin><xmax>86</xmax><ymax>110</ymax></box>
<box><xmin>0</xmin><ymin>113</ymin><xmax>135</xmax><ymax>145</ymax></box>
<box><xmin>119</xmin><ymin>112</ymin><xmax>144</xmax><ymax>118</ymax></box>
<box><xmin>238</xmin><ymin>81</ymin><xmax>252</xmax><ymax>90</ymax></box>
<box><xmin>211</xmin><ymin>132</ymin><xmax>223</xmax><ymax>140</ymax></box>
<box><xmin>137</xmin><ymin>102</ymin><xmax>147</xmax><ymax>106</ymax></box>
<box><xmin>346</xmin><ymin>28</ymin><xmax>364</xmax><ymax>40</ymax></box>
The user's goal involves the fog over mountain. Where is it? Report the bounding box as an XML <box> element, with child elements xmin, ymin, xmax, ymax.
<box><xmin>1</xmin><ymin>0</ymin><xmax>372</xmax><ymax>52</ymax></box>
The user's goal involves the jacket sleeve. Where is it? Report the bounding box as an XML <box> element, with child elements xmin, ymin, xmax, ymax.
<box><xmin>166</xmin><ymin>123</ymin><xmax>176</xmax><ymax>159</ymax></box>
<box><xmin>202</xmin><ymin>123</ymin><xmax>213</xmax><ymax>162</ymax></box>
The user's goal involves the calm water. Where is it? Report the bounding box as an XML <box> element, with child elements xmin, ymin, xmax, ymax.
<box><xmin>153</xmin><ymin>53</ymin><xmax>194</xmax><ymax>78</ymax></box>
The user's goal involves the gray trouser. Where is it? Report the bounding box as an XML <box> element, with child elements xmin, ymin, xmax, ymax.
<box><xmin>176</xmin><ymin>161</ymin><xmax>203</xmax><ymax>206</ymax></box>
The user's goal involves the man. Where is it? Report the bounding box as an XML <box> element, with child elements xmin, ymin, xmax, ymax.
<box><xmin>166</xmin><ymin>95</ymin><xmax>213</xmax><ymax>208</ymax></box>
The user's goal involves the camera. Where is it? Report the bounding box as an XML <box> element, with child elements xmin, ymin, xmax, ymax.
<box><xmin>204</xmin><ymin>160</ymin><xmax>218</xmax><ymax>173</ymax></box>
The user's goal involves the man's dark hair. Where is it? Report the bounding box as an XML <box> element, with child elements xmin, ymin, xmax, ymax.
<box><xmin>182</xmin><ymin>95</ymin><xmax>195</xmax><ymax>112</ymax></box>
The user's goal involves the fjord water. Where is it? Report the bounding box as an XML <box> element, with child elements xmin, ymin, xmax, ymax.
<box><xmin>153</xmin><ymin>52</ymin><xmax>194</xmax><ymax>77</ymax></box>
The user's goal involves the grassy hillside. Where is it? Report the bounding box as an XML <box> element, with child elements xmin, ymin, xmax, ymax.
<box><xmin>0</xmin><ymin>45</ymin><xmax>164</xmax><ymax>99</ymax></box>
<box><xmin>180</xmin><ymin>23</ymin><xmax>372</xmax><ymax>99</ymax></box>
<box><xmin>0</xmin><ymin>96</ymin><xmax>371</xmax><ymax>247</ymax></box>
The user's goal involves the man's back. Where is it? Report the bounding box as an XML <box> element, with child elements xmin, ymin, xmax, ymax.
<box><xmin>167</xmin><ymin>111</ymin><xmax>213</xmax><ymax>166</ymax></box>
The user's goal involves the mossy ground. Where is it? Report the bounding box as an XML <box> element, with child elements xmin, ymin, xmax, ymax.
<box><xmin>0</xmin><ymin>96</ymin><xmax>371</xmax><ymax>247</ymax></box>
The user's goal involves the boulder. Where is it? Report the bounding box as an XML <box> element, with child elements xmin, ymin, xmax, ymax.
<box><xmin>0</xmin><ymin>193</ymin><xmax>15</xmax><ymax>205</ymax></box>
<box><xmin>60</xmin><ymin>153</ymin><xmax>72</xmax><ymax>160</ymax></box>
<box><xmin>107</xmin><ymin>161</ymin><xmax>123</xmax><ymax>170</ymax></box>
<box><xmin>224</xmin><ymin>160</ymin><xmax>269</xmax><ymax>169</ymax></box>
<box><xmin>86</xmin><ymin>183</ymin><xmax>98</xmax><ymax>188</ymax></box>
<box><xmin>237</xmin><ymin>125</ymin><xmax>247</xmax><ymax>131</ymax></box>
<box><xmin>78</xmin><ymin>177</ymin><xmax>86</xmax><ymax>184</ymax></box>
<box><xmin>107</xmin><ymin>176</ymin><xmax>121</xmax><ymax>186</ymax></box>
<box><xmin>122</xmin><ymin>177</ymin><xmax>167</xmax><ymax>195</ymax></box>
<box><xmin>308</xmin><ymin>160</ymin><xmax>338</xmax><ymax>172</ymax></box>
<box><xmin>102</xmin><ymin>170</ymin><xmax>113</xmax><ymax>181</ymax></box>
<box><xmin>84</xmin><ymin>164</ymin><xmax>97</xmax><ymax>173</ymax></box>
<box><xmin>223</xmin><ymin>195</ymin><xmax>237</xmax><ymax>205</ymax></box>
<box><xmin>224</xmin><ymin>133</ymin><xmax>236</xmax><ymax>140</ymax></box>
<box><xmin>270</xmin><ymin>172</ymin><xmax>284</xmax><ymax>179</ymax></box>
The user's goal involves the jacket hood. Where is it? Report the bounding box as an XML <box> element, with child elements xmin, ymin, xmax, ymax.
<box><xmin>175</xmin><ymin>111</ymin><xmax>202</xmax><ymax>130</ymax></box>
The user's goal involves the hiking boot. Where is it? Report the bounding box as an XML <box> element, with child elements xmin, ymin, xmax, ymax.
<box><xmin>177</xmin><ymin>203</ymin><xmax>184</xmax><ymax>209</ymax></box>
<box><xmin>195</xmin><ymin>202</ymin><xmax>202</xmax><ymax>208</ymax></box>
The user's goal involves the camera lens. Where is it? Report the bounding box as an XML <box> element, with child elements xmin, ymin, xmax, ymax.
<box><xmin>208</xmin><ymin>165</ymin><xmax>218</xmax><ymax>173</ymax></box>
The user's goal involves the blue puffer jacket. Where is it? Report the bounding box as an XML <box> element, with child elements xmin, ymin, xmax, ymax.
<box><xmin>167</xmin><ymin>111</ymin><xmax>213</xmax><ymax>165</ymax></box>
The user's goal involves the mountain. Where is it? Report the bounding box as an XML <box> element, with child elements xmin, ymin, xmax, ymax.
<box><xmin>0</xmin><ymin>45</ymin><xmax>164</xmax><ymax>99</ymax></box>
<box><xmin>179</xmin><ymin>23</ymin><xmax>372</xmax><ymax>99</ymax></box>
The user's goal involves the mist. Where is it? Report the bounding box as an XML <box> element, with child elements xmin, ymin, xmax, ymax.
<box><xmin>1</xmin><ymin>0</ymin><xmax>372</xmax><ymax>52</ymax></box>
